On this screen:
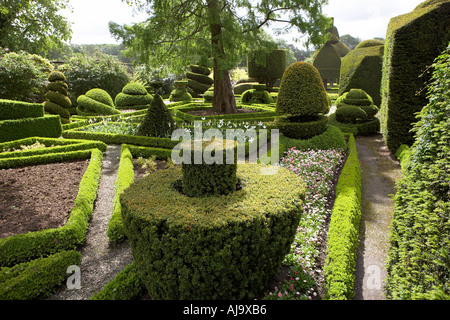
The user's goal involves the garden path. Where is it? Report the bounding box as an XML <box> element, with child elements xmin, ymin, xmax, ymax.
<box><xmin>353</xmin><ymin>134</ymin><xmax>402</xmax><ymax>300</ymax></box>
<box><xmin>45</xmin><ymin>145</ymin><xmax>133</xmax><ymax>300</ymax></box>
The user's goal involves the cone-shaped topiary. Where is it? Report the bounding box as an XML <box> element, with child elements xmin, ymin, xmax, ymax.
<box><xmin>44</xmin><ymin>71</ymin><xmax>72</xmax><ymax>124</ymax></box>
<box><xmin>276</xmin><ymin>62</ymin><xmax>330</xmax><ymax>139</ymax></box>
<box><xmin>115</xmin><ymin>82</ymin><xmax>154</xmax><ymax>110</ymax></box>
<box><xmin>77</xmin><ymin>88</ymin><xmax>121</xmax><ymax>116</ymax></box>
<box><xmin>137</xmin><ymin>94</ymin><xmax>175</xmax><ymax>138</ymax></box>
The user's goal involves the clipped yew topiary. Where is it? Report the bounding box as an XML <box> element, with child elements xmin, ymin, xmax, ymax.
<box><xmin>186</xmin><ymin>65</ymin><xmax>213</xmax><ymax>96</ymax></box>
<box><xmin>276</xmin><ymin>61</ymin><xmax>329</xmax><ymax>139</ymax></box>
<box><xmin>247</xmin><ymin>49</ymin><xmax>287</xmax><ymax>88</ymax></box>
<box><xmin>170</xmin><ymin>81</ymin><xmax>193</xmax><ymax>102</ymax></box>
<box><xmin>77</xmin><ymin>88</ymin><xmax>121</xmax><ymax>116</ymax></box>
<box><xmin>120</xmin><ymin>163</ymin><xmax>305</xmax><ymax>299</ymax></box>
<box><xmin>313</xmin><ymin>43</ymin><xmax>341</xmax><ymax>87</ymax></box>
<box><xmin>380</xmin><ymin>0</ymin><xmax>450</xmax><ymax>152</ymax></box>
<box><xmin>44</xmin><ymin>71</ymin><xmax>72</xmax><ymax>124</ymax></box>
<box><xmin>339</xmin><ymin>40</ymin><xmax>384</xmax><ymax>106</ymax></box>
<box><xmin>115</xmin><ymin>82</ymin><xmax>153</xmax><ymax>110</ymax></box>
<box><xmin>137</xmin><ymin>94</ymin><xmax>175</xmax><ymax>138</ymax></box>
<box><xmin>240</xmin><ymin>84</ymin><xmax>274</xmax><ymax>104</ymax></box>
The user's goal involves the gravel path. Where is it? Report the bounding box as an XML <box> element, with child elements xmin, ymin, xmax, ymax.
<box><xmin>353</xmin><ymin>134</ymin><xmax>402</xmax><ymax>300</ymax></box>
<box><xmin>45</xmin><ymin>145</ymin><xmax>133</xmax><ymax>300</ymax></box>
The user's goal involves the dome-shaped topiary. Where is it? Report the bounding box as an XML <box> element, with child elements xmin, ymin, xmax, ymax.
<box><xmin>77</xmin><ymin>88</ymin><xmax>121</xmax><ymax>116</ymax></box>
<box><xmin>115</xmin><ymin>82</ymin><xmax>153</xmax><ymax>110</ymax></box>
<box><xmin>44</xmin><ymin>71</ymin><xmax>72</xmax><ymax>124</ymax></box>
<box><xmin>335</xmin><ymin>105</ymin><xmax>368</xmax><ymax>124</ymax></box>
<box><xmin>355</xmin><ymin>39</ymin><xmax>385</xmax><ymax>49</ymax></box>
<box><xmin>137</xmin><ymin>94</ymin><xmax>175</xmax><ymax>138</ymax></box>
<box><xmin>276</xmin><ymin>62</ymin><xmax>329</xmax><ymax>116</ymax></box>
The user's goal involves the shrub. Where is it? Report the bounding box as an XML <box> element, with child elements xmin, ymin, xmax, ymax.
<box><xmin>115</xmin><ymin>82</ymin><xmax>153</xmax><ymax>110</ymax></box>
<box><xmin>0</xmin><ymin>115</ymin><xmax>62</xmax><ymax>143</ymax></box>
<box><xmin>241</xmin><ymin>84</ymin><xmax>274</xmax><ymax>104</ymax></box>
<box><xmin>137</xmin><ymin>94</ymin><xmax>175</xmax><ymax>138</ymax></box>
<box><xmin>335</xmin><ymin>105</ymin><xmax>367</xmax><ymax>124</ymax></box>
<box><xmin>0</xmin><ymin>51</ymin><xmax>54</xmax><ymax>103</ymax></box>
<box><xmin>385</xmin><ymin>44</ymin><xmax>450</xmax><ymax>300</ymax></box>
<box><xmin>44</xmin><ymin>71</ymin><xmax>72</xmax><ymax>124</ymax></box>
<box><xmin>58</xmin><ymin>51</ymin><xmax>131</xmax><ymax>107</ymax></box>
<box><xmin>233</xmin><ymin>82</ymin><xmax>259</xmax><ymax>95</ymax></box>
<box><xmin>380</xmin><ymin>0</ymin><xmax>450</xmax><ymax>152</ymax></box>
<box><xmin>313</xmin><ymin>43</ymin><xmax>342</xmax><ymax>83</ymax></box>
<box><xmin>0</xmin><ymin>99</ymin><xmax>44</xmax><ymax>120</ymax></box>
<box><xmin>120</xmin><ymin>163</ymin><xmax>305</xmax><ymax>299</ymax></box>
<box><xmin>275</xmin><ymin>115</ymin><xmax>329</xmax><ymax>140</ymax></box>
<box><xmin>247</xmin><ymin>49</ymin><xmax>287</xmax><ymax>87</ymax></box>
<box><xmin>77</xmin><ymin>89</ymin><xmax>121</xmax><ymax>116</ymax></box>
<box><xmin>339</xmin><ymin>41</ymin><xmax>384</xmax><ymax>106</ymax></box>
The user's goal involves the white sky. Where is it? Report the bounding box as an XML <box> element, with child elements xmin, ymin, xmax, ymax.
<box><xmin>63</xmin><ymin>0</ymin><xmax>426</xmax><ymax>48</ymax></box>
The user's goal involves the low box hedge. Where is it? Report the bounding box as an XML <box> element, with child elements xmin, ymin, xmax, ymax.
<box><xmin>0</xmin><ymin>115</ymin><xmax>62</xmax><ymax>143</ymax></box>
<box><xmin>0</xmin><ymin>148</ymin><xmax>103</xmax><ymax>267</ymax></box>
<box><xmin>120</xmin><ymin>163</ymin><xmax>305</xmax><ymax>299</ymax></box>
<box><xmin>323</xmin><ymin>134</ymin><xmax>362</xmax><ymax>300</ymax></box>
<box><xmin>328</xmin><ymin>113</ymin><xmax>380</xmax><ymax>136</ymax></box>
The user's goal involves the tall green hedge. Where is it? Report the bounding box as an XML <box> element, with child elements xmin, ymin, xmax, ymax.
<box><xmin>0</xmin><ymin>115</ymin><xmax>62</xmax><ymax>143</ymax></box>
<box><xmin>339</xmin><ymin>41</ymin><xmax>385</xmax><ymax>106</ymax></box>
<box><xmin>380</xmin><ymin>0</ymin><xmax>450</xmax><ymax>152</ymax></box>
<box><xmin>313</xmin><ymin>43</ymin><xmax>341</xmax><ymax>82</ymax></box>
<box><xmin>0</xmin><ymin>99</ymin><xmax>44</xmax><ymax>120</ymax></box>
<box><xmin>385</xmin><ymin>44</ymin><xmax>449</xmax><ymax>300</ymax></box>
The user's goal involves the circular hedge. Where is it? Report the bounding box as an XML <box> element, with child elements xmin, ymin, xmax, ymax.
<box><xmin>120</xmin><ymin>163</ymin><xmax>305</xmax><ymax>300</ymax></box>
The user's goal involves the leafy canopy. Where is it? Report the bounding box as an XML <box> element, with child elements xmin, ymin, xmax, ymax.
<box><xmin>0</xmin><ymin>0</ymin><xmax>72</xmax><ymax>55</ymax></box>
<box><xmin>110</xmin><ymin>0</ymin><xmax>331</xmax><ymax>75</ymax></box>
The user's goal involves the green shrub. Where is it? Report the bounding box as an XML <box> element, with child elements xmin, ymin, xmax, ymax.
<box><xmin>335</xmin><ymin>105</ymin><xmax>368</xmax><ymax>124</ymax></box>
<box><xmin>323</xmin><ymin>134</ymin><xmax>362</xmax><ymax>300</ymax></box>
<box><xmin>0</xmin><ymin>250</ymin><xmax>81</xmax><ymax>300</ymax></box>
<box><xmin>44</xmin><ymin>71</ymin><xmax>72</xmax><ymax>124</ymax></box>
<box><xmin>313</xmin><ymin>43</ymin><xmax>342</xmax><ymax>82</ymax></box>
<box><xmin>247</xmin><ymin>49</ymin><xmax>287</xmax><ymax>87</ymax></box>
<box><xmin>233</xmin><ymin>82</ymin><xmax>259</xmax><ymax>95</ymax></box>
<box><xmin>241</xmin><ymin>84</ymin><xmax>274</xmax><ymax>104</ymax></box>
<box><xmin>120</xmin><ymin>163</ymin><xmax>305</xmax><ymax>299</ymax></box>
<box><xmin>339</xmin><ymin>43</ymin><xmax>384</xmax><ymax>106</ymax></box>
<box><xmin>275</xmin><ymin>115</ymin><xmax>329</xmax><ymax>140</ymax></box>
<box><xmin>77</xmin><ymin>89</ymin><xmax>121</xmax><ymax>116</ymax></box>
<box><xmin>58</xmin><ymin>51</ymin><xmax>131</xmax><ymax>107</ymax></box>
<box><xmin>0</xmin><ymin>51</ymin><xmax>54</xmax><ymax>103</ymax></box>
<box><xmin>0</xmin><ymin>115</ymin><xmax>62</xmax><ymax>143</ymax></box>
<box><xmin>137</xmin><ymin>94</ymin><xmax>175</xmax><ymax>138</ymax></box>
<box><xmin>385</xmin><ymin>44</ymin><xmax>450</xmax><ymax>300</ymax></box>
<box><xmin>186</xmin><ymin>72</ymin><xmax>213</xmax><ymax>86</ymax></box>
<box><xmin>0</xmin><ymin>149</ymin><xmax>102</xmax><ymax>267</ymax></box>
<box><xmin>0</xmin><ymin>99</ymin><xmax>44</xmax><ymax>120</ymax></box>
<box><xmin>328</xmin><ymin>113</ymin><xmax>380</xmax><ymax>136</ymax></box>
<box><xmin>115</xmin><ymin>82</ymin><xmax>153</xmax><ymax>110</ymax></box>
<box><xmin>380</xmin><ymin>0</ymin><xmax>450</xmax><ymax>152</ymax></box>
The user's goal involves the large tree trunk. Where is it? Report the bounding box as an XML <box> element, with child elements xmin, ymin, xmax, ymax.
<box><xmin>209</xmin><ymin>0</ymin><xmax>237</xmax><ymax>114</ymax></box>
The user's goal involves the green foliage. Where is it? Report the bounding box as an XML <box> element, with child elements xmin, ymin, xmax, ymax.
<box><xmin>247</xmin><ymin>49</ymin><xmax>287</xmax><ymax>87</ymax></box>
<box><xmin>233</xmin><ymin>82</ymin><xmax>259</xmax><ymax>95</ymax></box>
<box><xmin>339</xmin><ymin>42</ymin><xmax>384</xmax><ymax>106</ymax></box>
<box><xmin>313</xmin><ymin>43</ymin><xmax>341</xmax><ymax>80</ymax></box>
<box><xmin>276</xmin><ymin>115</ymin><xmax>329</xmax><ymax>140</ymax></box>
<box><xmin>90</xmin><ymin>262</ymin><xmax>144</xmax><ymax>300</ymax></box>
<box><xmin>241</xmin><ymin>84</ymin><xmax>274</xmax><ymax>104</ymax></box>
<box><xmin>0</xmin><ymin>99</ymin><xmax>44</xmax><ymax>120</ymax></box>
<box><xmin>385</xmin><ymin>44</ymin><xmax>450</xmax><ymax>300</ymax></box>
<box><xmin>186</xmin><ymin>65</ymin><xmax>213</xmax><ymax>96</ymax></box>
<box><xmin>335</xmin><ymin>105</ymin><xmax>367</xmax><ymax>124</ymax></box>
<box><xmin>323</xmin><ymin>134</ymin><xmax>362</xmax><ymax>300</ymax></box>
<box><xmin>0</xmin><ymin>51</ymin><xmax>54</xmax><ymax>102</ymax></box>
<box><xmin>58</xmin><ymin>51</ymin><xmax>131</xmax><ymax>107</ymax></box>
<box><xmin>0</xmin><ymin>115</ymin><xmax>62</xmax><ymax>143</ymax></box>
<box><xmin>0</xmin><ymin>149</ymin><xmax>102</xmax><ymax>267</ymax></box>
<box><xmin>0</xmin><ymin>250</ymin><xmax>81</xmax><ymax>300</ymax></box>
<box><xmin>276</xmin><ymin>62</ymin><xmax>329</xmax><ymax>117</ymax></box>
<box><xmin>137</xmin><ymin>94</ymin><xmax>176</xmax><ymax>138</ymax></box>
<box><xmin>77</xmin><ymin>89</ymin><xmax>121</xmax><ymax>116</ymax></box>
<box><xmin>44</xmin><ymin>70</ymin><xmax>72</xmax><ymax>123</ymax></box>
<box><xmin>328</xmin><ymin>113</ymin><xmax>380</xmax><ymax>136</ymax></box>
<box><xmin>380</xmin><ymin>0</ymin><xmax>450</xmax><ymax>152</ymax></box>
<box><xmin>120</xmin><ymin>164</ymin><xmax>305</xmax><ymax>299</ymax></box>
<box><xmin>115</xmin><ymin>82</ymin><xmax>153</xmax><ymax>110</ymax></box>
<box><xmin>0</xmin><ymin>0</ymin><xmax>72</xmax><ymax>55</ymax></box>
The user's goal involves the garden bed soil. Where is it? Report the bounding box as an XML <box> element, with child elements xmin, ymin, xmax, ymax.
<box><xmin>0</xmin><ymin>160</ymin><xmax>89</xmax><ymax>239</ymax></box>
<box><xmin>186</xmin><ymin>108</ymin><xmax>259</xmax><ymax>117</ymax></box>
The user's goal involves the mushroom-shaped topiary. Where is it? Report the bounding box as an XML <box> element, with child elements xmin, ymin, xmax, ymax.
<box><xmin>115</xmin><ymin>82</ymin><xmax>154</xmax><ymax>110</ymax></box>
<box><xmin>44</xmin><ymin>71</ymin><xmax>72</xmax><ymax>124</ymax></box>
<box><xmin>275</xmin><ymin>62</ymin><xmax>330</xmax><ymax>139</ymax></box>
<box><xmin>169</xmin><ymin>80</ymin><xmax>193</xmax><ymax>102</ymax></box>
<box><xmin>240</xmin><ymin>84</ymin><xmax>274</xmax><ymax>104</ymax></box>
<box><xmin>77</xmin><ymin>88</ymin><xmax>121</xmax><ymax>116</ymax></box>
<box><xmin>137</xmin><ymin>94</ymin><xmax>175</xmax><ymax>138</ymax></box>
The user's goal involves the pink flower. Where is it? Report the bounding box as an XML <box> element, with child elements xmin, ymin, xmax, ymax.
<box><xmin>278</xmin><ymin>293</ymin><xmax>282</xmax><ymax>298</ymax></box>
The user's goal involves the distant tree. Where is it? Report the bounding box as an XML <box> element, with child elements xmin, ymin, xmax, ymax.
<box><xmin>0</xmin><ymin>0</ymin><xmax>72</xmax><ymax>55</ymax></box>
<box><xmin>340</xmin><ymin>34</ymin><xmax>361</xmax><ymax>50</ymax></box>
<box><xmin>110</xmin><ymin>0</ymin><xmax>331</xmax><ymax>114</ymax></box>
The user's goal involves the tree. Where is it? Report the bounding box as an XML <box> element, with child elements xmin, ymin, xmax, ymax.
<box><xmin>0</xmin><ymin>0</ymin><xmax>72</xmax><ymax>55</ymax></box>
<box><xmin>339</xmin><ymin>34</ymin><xmax>361</xmax><ymax>50</ymax></box>
<box><xmin>110</xmin><ymin>0</ymin><xmax>331</xmax><ymax>114</ymax></box>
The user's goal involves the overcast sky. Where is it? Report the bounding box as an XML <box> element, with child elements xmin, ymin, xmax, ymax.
<box><xmin>63</xmin><ymin>0</ymin><xmax>426</xmax><ymax>48</ymax></box>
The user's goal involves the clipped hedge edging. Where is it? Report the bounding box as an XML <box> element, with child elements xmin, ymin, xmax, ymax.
<box><xmin>0</xmin><ymin>250</ymin><xmax>81</xmax><ymax>300</ymax></box>
<box><xmin>0</xmin><ymin>149</ymin><xmax>103</xmax><ymax>267</ymax></box>
<box><xmin>0</xmin><ymin>115</ymin><xmax>62</xmax><ymax>143</ymax></box>
<box><xmin>323</xmin><ymin>134</ymin><xmax>362</xmax><ymax>300</ymax></box>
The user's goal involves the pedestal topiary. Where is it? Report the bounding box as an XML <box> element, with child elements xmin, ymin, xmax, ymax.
<box><xmin>240</xmin><ymin>84</ymin><xmax>274</xmax><ymax>104</ymax></box>
<box><xmin>115</xmin><ymin>82</ymin><xmax>154</xmax><ymax>110</ymax></box>
<box><xmin>44</xmin><ymin>71</ymin><xmax>72</xmax><ymax>124</ymax></box>
<box><xmin>276</xmin><ymin>62</ymin><xmax>330</xmax><ymax>140</ymax></box>
<box><xmin>170</xmin><ymin>81</ymin><xmax>193</xmax><ymax>102</ymax></box>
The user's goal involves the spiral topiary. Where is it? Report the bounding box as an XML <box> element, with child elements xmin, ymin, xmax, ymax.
<box><xmin>77</xmin><ymin>89</ymin><xmax>121</xmax><ymax>116</ymax></box>
<box><xmin>186</xmin><ymin>65</ymin><xmax>213</xmax><ymax>97</ymax></box>
<box><xmin>44</xmin><ymin>71</ymin><xmax>72</xmax><ymax>124</ymax></box>
<box><xmin>115</xmin><ymin>82</ymin><xmax>153</xmax><ymax>110</ymax></box>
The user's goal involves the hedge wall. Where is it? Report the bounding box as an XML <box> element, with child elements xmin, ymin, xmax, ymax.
<box><xmin>0</xmin><ymin>115</ymin><xmax>62</xmax><ymax>143</ymax></box>
<box><xmin>0</xmin><ymin>99</ymin><xmax>44</xmax><ymax>120</ymax></box>
<box><xmin>380</xmin><ymin>0</ymin><xmax>450</xmax><ymax>152</ymax></box>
